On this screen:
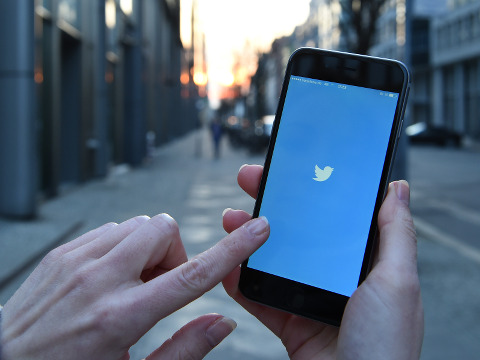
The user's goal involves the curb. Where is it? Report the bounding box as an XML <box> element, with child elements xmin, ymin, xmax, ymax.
<box><xmin>0</xmin><ymin>221</ymin><xmax>83</xmax><ymax>291</ymax></box>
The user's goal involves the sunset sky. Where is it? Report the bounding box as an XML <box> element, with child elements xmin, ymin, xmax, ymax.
<box><xmin>180</xmin><ymin>0</ymin><xmax>312</xmax><ymax>104</ymax></box>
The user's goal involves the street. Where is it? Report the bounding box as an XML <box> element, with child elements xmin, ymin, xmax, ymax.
<box><xmin>1</xmin><ymin>129</ymin><xmax>479</xmax><ymax>359</ymax></box>
<box><xmin>409</xmin><ymin>146</ymin><xmax>480</xmax><ymax>360</ymax></box>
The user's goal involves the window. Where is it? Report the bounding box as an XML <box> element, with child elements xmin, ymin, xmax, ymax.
<box><xmin>465</xmin><ymin>61</ymin><xmax>480</xmax><ymax>138</ymax></box>
<box><xmin>443</xmin><ymin>66</ymin><xmax>456</xmax><ymax>129</ymax></box>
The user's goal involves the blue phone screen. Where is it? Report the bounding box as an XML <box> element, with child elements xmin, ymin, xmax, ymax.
<box><xmin>248</xmin><ymin>76</ymin><xmax>400</xmax><ymax>297</ymax></box>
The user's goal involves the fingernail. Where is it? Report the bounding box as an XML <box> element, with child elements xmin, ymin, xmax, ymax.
<box><xmin>155</xmin><ymin>213</ymin><xmax>178</xmax><ymax>228</ymax></box>
<box><xmin>222</xmin><ymin>208</ymin><xmax>233</xmax><ymax>217</ymax></box>
<box><xmin>205</xmin><ymin>316</ymin><xmax>237</xmax><ymax>348</ymax></box>
<box><xmin>133</xmin><ymin>215</ymin><xmax>150</xmax><ymax>224</ymax></box>
<box><xmin>239</xmin><ymin>164</ymin><xmax>249</xmax><ymax>172</ymax></box>
<box><xmin>244</xmin><ymin>216</ymin><xmax>269</xmax><ymax>236</ymax></box>
<box><xmin>395</xmin><ymin>180</ymin><xmax>410</xmax><ymax>206</ymax></box>
<box><xmin>159</xmin><ymin>213</ymin><xmax>175</xmax><ymax>223</ymax></box>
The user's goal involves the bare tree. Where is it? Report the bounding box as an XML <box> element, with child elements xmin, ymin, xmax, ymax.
<box><xmin>339</xmin><ymin>0</ymin><xmax>387</xmax><ymax>54</ymax></box>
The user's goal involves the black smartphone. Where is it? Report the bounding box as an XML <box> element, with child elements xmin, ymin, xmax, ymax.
<box><xmin>239</xmin><ymin>48</ymin><xmax>410</xmax><ymax>326</ymax></box>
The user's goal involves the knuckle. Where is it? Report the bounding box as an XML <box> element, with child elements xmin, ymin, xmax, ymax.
<box><xmin>396</xmin><ymin>206</ymin><xmax>417</xmax><ymax>238</ymax></box>
<box><xmin>58</xmin><ymin>251</ymin><xmax>82</xmax><ymax>270</ymax></box>
<box><xmin>89</xmin><ymin>302</ymin><xmax>123</xmax><ymax>340</ymax></box>
<box><xmin>177</xmin><ymin>346</ymin><xmax>201</xmax><ymax>360</ymax></box>
<box><xmin>385</xmin><ymin>268</ymin><xmax>421</xmax><ymax>299</ymax></box>
<box><xmin>224</xmin><ymin>232</ymin><xmax>246</xmax><ymax>259</ymax></box>
<box><xmin>69</xmin><ymin>264</ymin><xmax>95</xmax><ymax>290</ymax></box>
<box><xmin>178</xmin><ymin>257</ymin><xmax>211</xmax><ymax>292</ymax></box>
<box><xmin>40</xmin><ymin>248</ymin><xmax>79</xmax><ymax>274</ymax></box>
<box><xmin>40</xmin><ymin>247</ymin><xmax>64</xmax><ymax>267</ymax></box>
<box><xmin>165</xmin><ymin>327</ymin><xmax>209</xmax><ymax>360</ymax></box>
<box><xmin>404</xmin><ymin>218</ymin><xmax>418</xmax><ymax>243</ymax></box>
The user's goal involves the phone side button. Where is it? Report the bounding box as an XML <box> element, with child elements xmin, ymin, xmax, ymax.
<box><xmin>402</xmin><ymin>87</ymin><xmax>410</xmax><ymax>115</ymax></box>
<box><xmin>397</xmin><ymin>118</ymin><xmax>404</xmax><ymax>139</ymax></box>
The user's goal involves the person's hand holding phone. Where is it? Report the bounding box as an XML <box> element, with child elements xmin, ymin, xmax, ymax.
<box><xmin>222</xmin><ymin>164</ymin><xmax>424</xmax><ymax>360</ymax></box>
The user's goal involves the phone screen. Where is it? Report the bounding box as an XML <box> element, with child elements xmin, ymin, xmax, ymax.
<box><xmin>247</xmin><ymin>75</ymin><xmax>400</xmax><ymax>297</ymax></box>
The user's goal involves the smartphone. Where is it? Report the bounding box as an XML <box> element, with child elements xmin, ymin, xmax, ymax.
<box><xmin>239</xmin><ymin>48</ymin><xmax>410</xmax><ymax>326</ymax></box>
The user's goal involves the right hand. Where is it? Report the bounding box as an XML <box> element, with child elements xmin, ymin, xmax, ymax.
<box><xmin>1</xmin><ymin>211</ymin><xmax>270</xmax><ymax>360</ymax></box>
<box><xmin>222</xmin><ymin>164</ymin><xmax>424</xmax><ymax>360</ymax></box>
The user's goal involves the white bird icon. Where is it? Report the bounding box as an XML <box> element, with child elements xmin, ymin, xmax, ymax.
<box><xmin>313</xmin><ymin>165</ymin><xmax>334</xmax><ymax>182</ymax></box>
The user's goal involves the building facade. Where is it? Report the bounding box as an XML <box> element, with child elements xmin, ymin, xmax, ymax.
<box><xmin>248</xmin><ymin>0</ymin><xmax>345</xmax><ymax>120</ymax></box>
<box><xmin>370</xmin><ymin>0</ymin><xmax>446</xmax><ymax>134</ymax></box>
<box><xmin>371</xmin><ymin>0</ymin><xmax>480</xmax><ymax>145</ymax></box>
<box><xmin>431</xmin><ymin>0</ymin><xmax>480</xmax><ymax>142</ymax></box>
<box><xmin>0</xmin><ymin>0</ymin><xmax>198</xmax><ymax>218</ymax></box>
<box><xmin>370</xmin><ymin>0</ymin><xmax>408</xmax><ymax>61</ymax></box>
<box><xmin>296</xmin><ymin>0</ymin><xmax>343</xmax><ymax>51</ymax></box>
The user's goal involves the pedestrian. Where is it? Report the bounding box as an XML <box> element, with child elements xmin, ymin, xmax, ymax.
<box><xmin>210</xmin><ymin>118</ymin><xmax>223</xmax><ymax>159</ymax></box>
<box><xmin>0</xmin><ymin>165</ymin><xmax>423</xmax><ymax>360</ymax></box>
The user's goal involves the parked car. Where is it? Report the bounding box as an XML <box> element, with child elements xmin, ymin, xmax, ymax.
<box><xmin>245</xmin><ymin>115</ymin><xmax>275</xmax><ymax>152</ymax></box>
<box><xmin>224</xmin><ymin>115</ymin><xmax>250</xmax><ymax>148</ymax></box>
<box><xmin>406</xmin><ymin>122</ymin><xmax>462</xmax><ymax>147</ymax></box>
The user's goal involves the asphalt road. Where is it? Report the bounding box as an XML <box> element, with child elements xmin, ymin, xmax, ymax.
<box><xmin>409</xmin><ymin>146</ymin><xmax>480</xmax><ymax>360</ymax></box>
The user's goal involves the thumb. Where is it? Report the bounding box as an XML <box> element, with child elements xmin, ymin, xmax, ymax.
<box><xmin>376</xmin><ymin>180</ymin><xmax>417</xmax><ymax>271</ymax></box>
<box><xmin>146</xmin><ymin>314</ymin><xmax>237</xmax><ymax>360</ymax></box>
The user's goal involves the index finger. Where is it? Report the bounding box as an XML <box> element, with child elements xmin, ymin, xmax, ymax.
<box><xmin>133</xmin><ymin>216</ymin><xmax>269</xmax><ymax>324</ymax></box>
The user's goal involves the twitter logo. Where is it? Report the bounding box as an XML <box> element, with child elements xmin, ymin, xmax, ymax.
<box><xmin>313</xmin><ymin>165</ymin><xmax>334</xmax><ymax>182</ymax></box>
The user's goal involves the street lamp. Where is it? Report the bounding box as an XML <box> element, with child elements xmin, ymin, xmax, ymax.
<box><xmin>105</xmin><ymin>0</ymin><xmax>116</xmax><ymax>29</ymax></box>
<box><xmin>120</xmin><ymin>0</ymin><xmax>133</xmax><ymax>16</ymax></box>
<box><xmin>193</xmin><ymin>72</ymin><xmax>208</xmax><ymax>86</ymax></box>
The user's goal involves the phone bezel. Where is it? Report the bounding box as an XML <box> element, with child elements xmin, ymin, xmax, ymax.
<box><xmin>239</xmin><ymin>48</ymin><xmax>410</xmax><ymax>327</ymax></box>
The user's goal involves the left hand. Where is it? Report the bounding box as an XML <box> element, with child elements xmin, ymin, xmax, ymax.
<box><xmin>222</xmin><ymin>164</ymin><xmax>423</xmax><ymax>360</ymax></box>
<box><xmin>1</xmin><ymin>213</ymin><xmax>270</xmax><ymax>360</ymax></box>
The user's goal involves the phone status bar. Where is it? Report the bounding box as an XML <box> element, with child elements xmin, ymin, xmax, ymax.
<box><xmin>379</xmin><ymin>92</ymin><xmax>398</xmax><ymax>99</ymax></box>
<box><xmin>290</xmin><ymin>77</ymin><xmax>353</xmax><ymax>91</ymax></box>
<box><xmin>291</xmin><ymin>76</ymin><xmax>398</xmax><ymax>99</ymax></box>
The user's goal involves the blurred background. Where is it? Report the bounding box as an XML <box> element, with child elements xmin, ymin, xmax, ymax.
<box><xmin>0</xmin><ymin>0</ymin><xmax>479</xmax><ymax>359</ymax></box>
